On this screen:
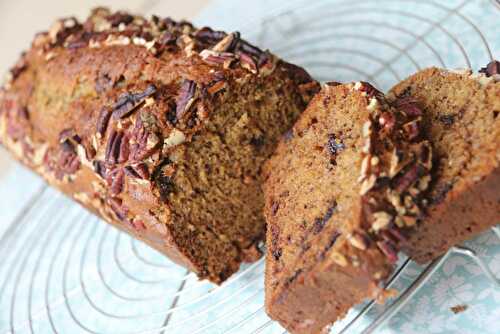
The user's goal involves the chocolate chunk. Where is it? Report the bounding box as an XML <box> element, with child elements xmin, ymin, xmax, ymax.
<box><xmin>272</xmin><ymin>247</ymin><xmax>282</xmax><ymax>261</ymax></box>
<box><xmin>439</xmin><ymin>114</ymin><xmax>455</xmax><ymax>127</ymax></box>
<box><xmin>430</xmin><ymin>182</ymin><xmax>453</xmax><ymax>205</ymax></box>
<box><xmin>271</xmin><ymin>201</ymin><xmax>280</xmax><ymax>216</ymax></box>
<box><xmin>250</xmin><ymin>136</ymin><xmax>265</xmax><ymax>149</ymax></box>
<box><xmin>312</xmin><ymin>202</ymin><xmax>337</xmax><ymax>234</ymax></box>
<box><xmin>327</xmin><ymin>134</ymin><xmax>345</xmax><ymax>156</ymax></box>
<box><xmin>152</xmin><ymin>160</ymin><xmax>175</xmax><ymax>202</ymax></box>
<box><xmin>285</xmin><ymin>269</ymin><xmax>303</xmax><ymax>286</ymax></box>
<box><xmin>317</xmin><ymin>231</ymin><xmax>341</xmax><ymax>261</ymax></box>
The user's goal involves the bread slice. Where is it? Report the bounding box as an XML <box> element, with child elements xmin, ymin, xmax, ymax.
<box><xmin>388</xmin><ymin>63</ymin><xmax>500</xmax><ymax>263</ymax></box>
<box><xmin>263</xmin><ymin>82</ymin><xmax>433</xmax><ymax>333</ymax></box>
<box><xmin>0</xmin><ymin>8</ymin><xmax>319</xmax><ymax>283</ymax></box>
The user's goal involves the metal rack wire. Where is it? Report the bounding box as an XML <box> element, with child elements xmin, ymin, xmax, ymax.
<box><xmin>0</xmin><ymin>0</ymin><xmax>499</xmax><ymax>333</ymax></box>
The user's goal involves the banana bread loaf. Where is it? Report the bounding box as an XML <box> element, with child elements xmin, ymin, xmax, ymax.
<box><xmin>388</xmin><ymin>63</ymin><xmax>500</xmax><ymax>263</ymax></box>
<box><xmin>263</xmin><ymin>82</ymin><xmax>433</xmax><ymax>333</ymax></box>
<box><xmin>0</xmin><ymin>8</ymin><xmax>319</xmax><ymax>283</ymax></box>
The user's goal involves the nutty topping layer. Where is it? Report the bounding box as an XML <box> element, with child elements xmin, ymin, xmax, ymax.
<box><xmin>349</xmin><ymin>82</ymin><xmax>434</xmax><ymax>264</ymax></box>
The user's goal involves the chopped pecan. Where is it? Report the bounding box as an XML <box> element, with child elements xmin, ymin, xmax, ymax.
<box><xmin>394</xmin><ymin>96</ymin><xmax>422</xmax><ymax>117</ymax></box>
<box><xmin>176</xmin><ymin>80</ymin><xmax>197</xmax><ymax>120</ymax></box>
<box><xmin>379</xmin><ymin>112</ymin><xmax>395</xmax><ymax>131</ymax></box>
<box><xmin>479</xmin><ymin>60</ymin><xmax>500</xmax><ymax>77</ymax></box>
<box><xmin>211</xmin><ymin>32</ymin><xmax>239</xmax><ymax>52</ymax></box>
<box><xmin>393</xmin><ymin>164</ymin><xmax>423</xmax><ymax>193</ymax></box>
<box><xmin>129</xmin><ymin>219</ymin><xmax>147</xmax><ymax>231</ymax></box>
<box><xmin>96</xmin><ymin>107</ymin><xmax>112</xmax><ymax>136</ymax></box>
<box><xmin>134</xmin><ymin>163</ymin><xmax>150</xmax><ymax>179</ymax></box>
<box><xmin>109</xmin><ymin>197</ymin><xmax>128</xmax><ymax>221</ymax></box>
<box><xmin>238</xmin><ymin>52</ymin><xmax>257</xmax><ymax>73</ymax></box>
<box><xmin>199</xmin><ymin>50</ymin><xmax>235</xmax><ymax>67</ymax></box>
<box><xmin>402</xmin><ymin>119</ymin><xmax>421</xmax><ymax>141</ymax></box>
<box><xmin>106</xmin><ymin>12</ymin><xmax>134</xmax><ymax>27</ymax></box>
<box><xmin>347</xmin><ymin>232</ymin><xmax>369</xmax><ymax>250</ymax></box>
<box><xmin>107</xmin><ymin>168</ymin><xmax>125</xmax><ymax>196</ymax></box>
<box><xmin>357</xmin><ymin>82</ymin><xmax>381</xmax><ymax>99</ymax></box>
<box><xmin>124</xmin><ymin>163</ymin><xmax>150</xmax><ymax>180</ymax></box>
<box><xmin>377</xmin><ymin>240</ymin><xmax>398</xmax><ymax>263</ymax></box>
<box><xmin>372</xmin><ymin>211</ymin><xmax>393</xmax><ymax>231</ymax></box>
<box><xmin>194</xmin><ymin>27</ymin><xmax>226</xmax><ymax>44</ymax></box>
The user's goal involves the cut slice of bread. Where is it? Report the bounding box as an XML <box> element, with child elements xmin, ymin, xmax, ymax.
<box><xmin>263</xmin><ymin>82</ymin><xmax>433</xmax><ymax>334</ymax></box>
<box><xmin>388</xmin><ymin>64</ymin><xmax>500</xmax><ymax>263</ymax></box>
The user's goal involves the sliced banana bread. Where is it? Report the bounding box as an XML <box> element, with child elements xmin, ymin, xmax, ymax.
<box><xmin>263</xmin><ymin>82</ymin><xmax>432</xmax><ymax>333</ymax></box>
<box><xmin>0</xmin><ymin>8</ymin><xmax>319</xmax><ymax>283</ymax></box>
<box><xmin>388</xmin><ymin>63</ymin><xmax>500</xmax><ymax>263</ymax></box>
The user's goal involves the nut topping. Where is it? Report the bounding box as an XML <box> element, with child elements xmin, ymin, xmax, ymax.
<box><xmin>479</xmin><ymin>60</ymin><xmax>500</xmax><ymax>77</ymax></box>
<box><xmin>347</xmin><ymin>232</ymin><xmax>368</xmax><ymax>250</ymax></box>
<box><xmin>176</xmin><ymin>80</ymin><xmax>197</xmax><ymax>120</ymax></box>
<box><xmin>111</xmin><ymin>84</ymin><xmax>157</xmax><ymax>120</ymax></box>
<box><xmin>330</xmin><ymin>251</ymin><xmax>348</xmax><ymax>267</ymax></box>
<box><xmin>211</xmin><ymin>32</ymin><xmax>239</xmax><ymax>53</ymax></box>
<box><xmin>372</xmin><ymin>211</ymin><xmax>393</xmax><ymax>231</ymax></box>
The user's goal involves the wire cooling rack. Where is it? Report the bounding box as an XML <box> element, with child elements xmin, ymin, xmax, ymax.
<box><xmin>1</xmin><ymin>0</ymin><xmax>499</xmax><ymax>333</ymax></box>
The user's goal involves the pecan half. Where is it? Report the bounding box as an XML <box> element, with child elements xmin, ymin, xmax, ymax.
<box><xmin>112</xmin><ymin>84</ymin><xmax>157</xmax><ymax>119</ymax></box>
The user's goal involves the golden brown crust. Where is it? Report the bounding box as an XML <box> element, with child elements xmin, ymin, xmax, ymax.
<box><xmin>389</xmin><ymin>65</ymin><xmax>500</xmax><ymax>263</ymax></box>
<box><xmin>263</xmin><ymin>82</ymin><xmax>432</xmax><ymax>333</ymax></box>
<box><xmin>0</xmin><ymin>8</ymin><xmax>319</xmax><ymax>283</ymax></box>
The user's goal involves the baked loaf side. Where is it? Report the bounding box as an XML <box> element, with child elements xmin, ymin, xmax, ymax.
<box><xmin>389</xmin><ymin>64</ymin><xmax>500</xmax><ymax>263</ymax></box>
<box><xmin>0</xmin><ymin>8</ymin><xmax>319</xmax><ymax>283</ymax></box>
<box><xmin>264</xmin><ymin>82</ymin><xmax>432</xmax><ymax>334</ymax></box>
